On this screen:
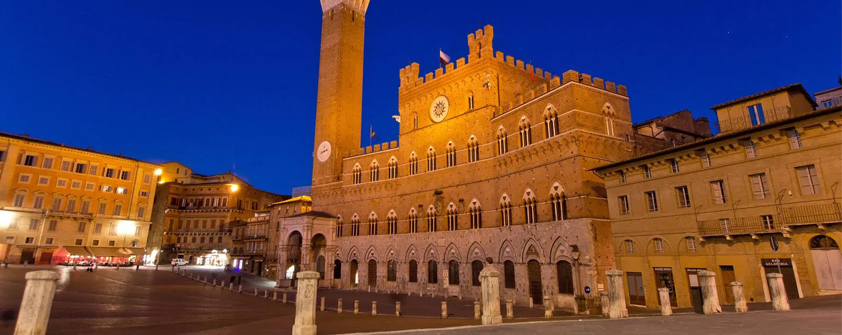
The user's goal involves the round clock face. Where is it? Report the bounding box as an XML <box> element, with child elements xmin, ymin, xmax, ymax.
<box><xmin>429</xmin><ymin>96</ymin><xmax>449</xmax><ymax>123</ymax></box>
<box><xmin>317</xmin><ymin>141</ymin><xmax>332</xmax><ymax>163</ymax></box>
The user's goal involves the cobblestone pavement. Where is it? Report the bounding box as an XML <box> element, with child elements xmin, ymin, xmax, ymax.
<box><xmin>1</xmin><ymin>265</ymin><xmax>839</xmax><ymax>335</ymax></box>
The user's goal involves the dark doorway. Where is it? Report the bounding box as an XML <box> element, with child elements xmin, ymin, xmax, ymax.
<box><xmin>20</xmin><ymin>249</ymin><xmax>35</xmax><ymax>264</ymax></box>
<box><xmin>350</xmin><ymin>260</ymin><xmax>359</xmax><ymax>287</ymax></box>
<box><xmin>763</xmin><ymin>258</ymin><xmax>799</xmax><ymax>300</ymax></box>
<box><xmin>719</xmin><ymin>266</ymin><xmax>736</xmax><ymax>304</ymax></box>
<box><xmin>39</xmin><ymin>251</ymin><xmax>53</xmax><ymax>265</ymax></box>
<box><xmin>627</xmin><ymin>272</ymin><xmax>646</xmax><ymax>305</ymax></box>
<box><xmin>653</xmin><ymin>267</ymin><xmax>677</xmax><ymax>306</ymax></box>
<box><xmin>333</xmin><ymin>259</ymin><xmax>342</xmax><ymax>279</ymax></box>
<box><xmin>527</xmin><ymin>260</ymin><xmax>543</xmax><ymax>305</ymax></box>
<box><xmin>367</xmin><ymin>260</ymin><xmax>377</xmax><ymax>287</ymax></box>
<box><xmin>448</xmin><ymin>260</ymin><xmax>460</xmax><ymax>285</ymax></box>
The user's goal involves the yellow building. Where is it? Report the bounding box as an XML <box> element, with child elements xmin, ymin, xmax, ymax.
<box><xmin>152</xmin><ymin>162</ymin><xmax>286</xmax><ymax>266</ymax></box>
<box><xmin>595</xmin><ymin>85</ymin><xmax>841</xmax><ymax>309</ymax></box>
<box><xmin>0</xmin><ymin>132</ymin><xmax>161</xmax><ymax>265</ymax></box>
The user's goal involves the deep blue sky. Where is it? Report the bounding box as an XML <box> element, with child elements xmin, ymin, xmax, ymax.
<box><xmin>1</xmin><ymin>1</ymin><xmax>839</xmax><ymax>195</ymax></box>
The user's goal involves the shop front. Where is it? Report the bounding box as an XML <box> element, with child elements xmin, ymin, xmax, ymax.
<box><xmin>196</xmin><ymin>250</ymin><xmax>228</xmax><ymax>267</ymax></box>
<box><xmin>88</xmin><ymin>247</ymin><xmax>140</xmax><ymax>266</ymax></box>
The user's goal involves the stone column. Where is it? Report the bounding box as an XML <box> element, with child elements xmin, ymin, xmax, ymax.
<box><xmin>291</xmin><ymin>271</ymin><xmax>319</xmax><ymax>335</ymax></box>
<box><xmin>730</xmin><ymin>282</ymin><xmax>748</xmax><ymax>313</ymax></box>
<box><xmin>300</xmin><ymin>245</ymin><xmax>312</xmax><ymax>271</ymax></box>
<box><xmin>606</xmin><ymin>269</ymin><xmax>628</xmax><ymax>319</ymax></box>
<box><xmin>441</xmin><ymin>301</ymin><xmax>448</xmax><ymax>319</ymax></box>
<box><xmin>479</xmin><ymin>266</ymin><xmax>502</xmax><ymax>325</ymax></box>
<box><xmin>276</xmin><ymin>249</ymin><xmax>288</xmax><ymax>287</ymax></box>
<box><xmin>473</xmin><ymin>301</ymin><xmax>481</xmax><ymax>320</ymax></box>
<box><xmin>600</xmin><ymin>291</ymin><xmax>609</xmax><ymax>316</ymax></box>
<box><xmin>505</xmin><ymin>300</ymin><xmax>513</xmax><ymax>319</ymax></box>
<box><xmin>371</xmin><ymin>301</ymin><xmax>377</xmax><ymax>316</ymax></box>
<box><xmin>14</xmin><ymin>270</ymin><xmax>60</xmax><ymax>335</ymax></box>
<box><xmin>766</xmin><ymin>273</ymin><xmax>790</xmax><ymax>311</ymax></box>
<box><xmin>698</xmin><ymin>270</ymin><xmax>721</xmax><ymax>314</ymax></box>
<box><xmin>658</xmin><ymin>287</ymin><xmax>672</xmax><ymax>316</ymax></box>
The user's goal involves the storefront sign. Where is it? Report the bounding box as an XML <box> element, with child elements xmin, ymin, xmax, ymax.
<box><xmin>653</xmin><ymin>267</ymin><xmax>673</xmax><ymax>272</ymax></box>
<box><xmin>761</xmin><ymin>258</ymin><xmax>792</xmax><ymax>267</ymax></box>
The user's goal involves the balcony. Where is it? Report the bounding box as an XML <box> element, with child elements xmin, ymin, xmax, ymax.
<box><xmin>49</xmin><ymin>211</ymin><xmax>94</xmax><ymax>220</ymax></box>
<box><xmin>698</xmin><ymin>203</ymin><xmax>842</xmax><ymax>238</ymax></box>
<box><xmin>717</xmin><ymin>106</ymin><xmax>792</xmax><ymax>133</ymax></box>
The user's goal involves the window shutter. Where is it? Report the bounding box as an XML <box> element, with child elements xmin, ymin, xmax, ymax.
<box><xmin>796</xmin><ymin>167</ymin><xmax>813</xmax><ymax>194</ymax></box>
<box><xmin>711</xmin><ymin>181</ymin><xmax>723</xmax><ymax>203</ymax></box>
<box><xmin>750</xmin><ymin>175</ymin><xmax>763</xmax><ymax>198</ymax></box>
<box><xmin>808</xmin><ymin>166</ymin><xmax>820</xmax><ymax>193</ymax></box>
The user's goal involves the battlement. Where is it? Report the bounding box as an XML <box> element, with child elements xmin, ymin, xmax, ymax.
<box><xmin>399</xmin><ymin>25</ymin><xmax>559</xmax><ymax>93</ymax></box>
<box><xmin>346</xmin><ymin>140</ymin><xmax>400</xmax><ymax>159</ymax></box>
<box><xmin>496</xmin><ymin>69</ymin><xmax>628</xmax><ymax>117</ymax></box>
<box><xmin>321</xmin><ymin>0</ymin><xmax>369</xmax><ymax>15</ymax></box>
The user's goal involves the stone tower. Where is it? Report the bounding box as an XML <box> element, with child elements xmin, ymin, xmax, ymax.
<box><xmin>312</xmin><ymin>0</ymin><xmax>368</xmax><ymax>186</ymax></box>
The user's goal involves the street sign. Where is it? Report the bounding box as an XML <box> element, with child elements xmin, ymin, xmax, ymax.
<box><xmin>770</xmin><ymin>236</ymin><xmax>779</xmax><ymax>251</ymax></box>
<box><xmin>584</xmin><ymin>286</ymin><xmax>591</xmax><ymax>294</ymax></box>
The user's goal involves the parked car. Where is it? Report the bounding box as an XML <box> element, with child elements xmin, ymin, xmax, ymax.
<box><xmin>171</xmin><ymin>259</ymin><xmax>189</xmax><ymax>266</ymax></box>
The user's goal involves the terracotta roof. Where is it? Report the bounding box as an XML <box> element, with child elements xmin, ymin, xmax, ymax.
<box><xmin>593</xmin><ymin>105</ymin><xmax>841</xmax><ymax>172</ymax></box>
<box><xmin>710</xmin><ymin>83</ymin><xmax>817</xmax><ymax>110</ymax></box>
<box><xmin>289</xmin><ymin>211</ymin><xmax>335</xmax><ymax>219</ymax></box>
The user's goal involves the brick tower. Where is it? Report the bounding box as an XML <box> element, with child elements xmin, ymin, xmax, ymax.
<box><xmin>311</xmin><ymin>0</ymin><xmax>368</xmax><ymax>187</ymax></box>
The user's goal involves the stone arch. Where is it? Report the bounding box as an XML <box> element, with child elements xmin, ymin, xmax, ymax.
<box><xmin>405</xmin><ymin>244</ymin><xmax>419</xmax><ymax>262</ymax></box>
<box><xmin>364</xmin><ymin>245</ymin><xmax>379</xmax><ymax>261</ymax></box>
<box><xmin>424</xmin><ymin>244</ymin><xmax>439</xmax><ymax>262</ymax></box>
<box><xmin>550</xmin><ymin>182</ymin><xmax>564</xmax><ymax>195</ymax></box>
<box><xmin>521</xmin><ymin>238</ymin><xmax>545</xmax><ymax>263</ymax></box>
<box><xmin>602</xmin><ymin>102</ymin><xmax>616</xmax><ymax>116</ymax></box>
<box><xmin>385</xmin><ymin>245</ymin><xmax>398</xmax><ymax>261</ymax></box>
<box><xmin>550</xmin><ymin>236</ymin><xmax>573</xmax><ymax>264</ymax></box>
<box><xmin>466</xmin><ymin>242</ymin><xmax>487</xmax><ymax>263</ymax></box>
<box><xmin>444</xmin><ymin>242</ymin><xmax>462</xmax><ymax>263</ymax></box>
<box><xmin>522</xmin><ymin>188</ymin><xmax>536</xmax><ymax>201</ymax></box>
<box><xmin>498</xmin><ymin>239</ymin><xmax>518</xmax><ymax>264</ymax></box>
<box><xmin>646</xmin><ymin>236</ymin><xmax>673</xmax><ymax>255</ymax></box>
<box><xmin>347</xmin><ymin>246</ymin><xmax>360</xmax><ymax>262</ymax></box>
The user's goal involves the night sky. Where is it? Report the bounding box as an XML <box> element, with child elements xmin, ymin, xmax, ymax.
<box><xmin>1</xmin><ymin>1</ymin><xmax>839</xmax><ymax>195</ymax></box>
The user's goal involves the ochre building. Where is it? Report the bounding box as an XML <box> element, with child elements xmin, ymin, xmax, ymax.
<box><xmin>595</xmin><ymin>85</ymin><xmax>842</xmax><ymax>309</ymax></box>
<box><xmin>0</xmin><ymin>132</ymin><xmax>161</xmax><ymax>265</ymax></box>
<box><xmin>275</xmin><ymin>0</ymin><xmax>679</xmax><ymax>311</ymax></box>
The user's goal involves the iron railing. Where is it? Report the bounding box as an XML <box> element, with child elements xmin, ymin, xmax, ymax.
<box><xmin>781</xmin><ymin>203</ymin><xmax>842</xmax><ymax>226</ymax></box>
<box><xmin>698</xmin><ymin>202</ymin><xmax>841</xmax><ymax>236</ymax></box>
<box><xmin>698</xmin><ymin>216</ymin><xmax>781</xmax><ymax>236</ymax></box>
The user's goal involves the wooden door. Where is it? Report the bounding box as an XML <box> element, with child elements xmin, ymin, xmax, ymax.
<box><xmin>720</xmin><ymin>266</ymin><xmax>736</xmax><ymax>305</ymax></box>
<box><xmin>627</xmin><ymin>272</ymin><xmax>646</xmax><ymax>305</ymax></box>
<box><xmin>527</xmin><ymin>260</ymin><xmax>543</xmax><ymax>305</ymax></box>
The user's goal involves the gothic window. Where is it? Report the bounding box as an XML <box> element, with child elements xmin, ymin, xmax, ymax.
<box><xmin>603</xmin><ymin>102</ymin><xmax>616</xmax><ymax>136</ymax></box>
<box><xmin>387</xmin><ymin>260</ymin><xmax>397</xmax><ymax>282</ymax></box>
<box><xmin>523</xmin><ymin>190</ymin><xmax>538</xmax><ymax>224</ymax></box>
<box><xmin>504</xmin><ymin>260</ymin><xmax>516</xmax><ymax>288</ymax></box>
<box><xmin>446</xmin><ymin>142</ymin><xmax>457</xmax><ymax>167</ymax></box>
<box><xmin>388</xmin><ymin>157</ymin><xmax>398</xmax><ymax>179</ymax></box>
<box><xmin>387</xmin><ymin>211</ymin><xmax>398</xmax><ymax>235</ymax></box>
<box><xmin>409</xmin><ymin>260</ymin><xmax>418</xmax><ymax>282</ymax></box>
<box><xmin>543</xmin><ymin>104</ymin><xmax>559</xmax><ymax>138</ymax></box>
<box><xmin>469</xmin><ymin>200</ymin><xmax>482</xmax><ymax>229</ymax></box>
<box><xmin>428</xmin><ymin>260</ymin><xmax>438</xmax><ymax>284</ymax></box>
<box><xmin>351</xmin><ymin>214</ymin><xmax>360</xmax><ymax>236</ymax></box>
<box><xmin>409</xmin><ymin>152</ymin><xmax>419</xmax><ymax>175</ymax></box>
<box><xmin>467</xmin><ymin>136</ymin><xmax>480</xmax><ymax>162</ymax></box>
<box><xmin>352</xmin><ymin>164</ymin><xmax>362</xmax><ymax>184</ymax></box>
<box><xmin>497</xmin><ymin>126</ymin><xmax>508</xmax><ymax>155</ymax></box>
<box><xmin>499</xmin><ymin>194</ymin><xmax>513</xmax><ymax>226</ymax></box>
<box><xmin>471</xmin><ymin>260</ymin><xmax>483</xmax><ymax>286</ymax></box>
<box><xmin>467</xmin><ymin>93</ymin><xmax>475</xmax><ymax>110</ymax></box>
<box><xmin>336</xmin><ymin>216</ymin><xmax>343</xmax><ymax>237</ymax></box>
<box><xmin>556</xmin><ymin>261</ymin><xmax>574</xmax><ymax>294</ymax></box>
<box><xmin>549</xmin><ymin>184</ymin><xmax>566</xmax><ymax>221</ymax></box>
<box><xmin>368</xmin><ymin>212</ymin><xmax>378</xmax><ymax>236</ymax></box>
<box><xmin>427</xmin><ymin>147</ymin><xmax>437</xmax><ymax>171</ymax></box>
<box><xmin>446</xmin><ymin>203</ymin><xmax>458</xmax><ymax>231</ymax></box>
<box><xmin>427</xmin><ymin>205</ymin><xmax>437</xmax><ymax>232</ymax></box>
<box><xmin>369</xmin><ymin>160</ymin><xmax>380</xmax><ymax>182</ymax></box>
<box><xmin>448</xmin><ymin>260</ymin><xmax>460</xmax><ymax>285</ymax></box>
<box><xmin>408</xmin><ymin>208</ymin><xmax>418</xmax><ymax>233</ymax></box>
<box><xmin>519</xmin><ymin>117</ymin><xmax>532</xmax><ymax>147</ymax></box>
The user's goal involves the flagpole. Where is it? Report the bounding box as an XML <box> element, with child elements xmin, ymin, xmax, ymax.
<box><xmin>369</xmin><ymin>125</ymin><xmax>372</xmax><ymax>148</ymax></box>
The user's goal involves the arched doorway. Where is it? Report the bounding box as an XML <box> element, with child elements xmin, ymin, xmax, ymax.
<box><xmin>368</xmin><ymin>259</ymin><xmax>377</xmax><ymax>287</ymax></box>
<box><xmin>556</xmin><ymin>261</ymin><xmax>574</xmax><ymax>294</ymax></box>
<box><xmin>316</xmin><ymin>256</ymin><xmax>326</xmax><ymax>279</ymax></box>
<box><xmin>527</xmin><ymin>260</ymin><xmax>543</xmax><ymax>304</ymax></box>
<box><xmin>333</xmin><ymin>259</ymin><xmax>342</xmax><ymax>279</ymax></box>
<box><xmin>287</xmin><ymin>231</ymin><xmax>303</xmax><ymax>285</ymax></box>
<box><xmin>350</xmin><ymin>260</ymin><xmax>359</xmax><ymax>287</ymax></box>
<box><xmin>311</xmin><ymin>234</ymin><xmax>327</xmax><ymax>273</ymax></box>
<box><xmin>810</xmin><ymin>235</ymin><xmax>842</xmax><ymax>291</ymax></box>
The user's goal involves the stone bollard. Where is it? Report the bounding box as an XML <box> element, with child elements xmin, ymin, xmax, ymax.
<box><xmin>229</xmin><ymin>283</ymin><xmax>234</xmax><ymax>291</ymax></box>
<box><xmin>473</xmin><ymin>301</ymin><xmax>481</xmax><ymax>320</ymax></box>
<box><xmin>238</xmin><ymin>284</ymin><xmax>243</xmax><ymax>293</ymax></box>
<box><xmin>320</xmin><ymin>297</ymin><xmax>325</xmax><ymax>312</ymax></box>
<box><xmin>766</xmin><ymin>273</ymin><xmax>790</xmax><ymax>311</ymax></box>
<box><xmin>600</xmin><ymin>291</ymin><xmax>609</xmax><ymax>316</ymax></box>
<box><xmin>73</xmin><ymin>265</ymin><xmax>77</xmax><ymax>271</ymax></box>
<box><xmin>479</xmin><ymin>266</ymin><xmax>503</xmax><ymax>325</ymax></box>
<box><xmin>505</xmin><ymin>299</ymin><xmax>514</xmax><ymax>319</ymax></box>
<box><xmin>730</xmin><ymin>282</ymin><xmax>748</xmax><ymax>313</ymax></box>
<box><xmin>213</xmin><ymin>278</ymin><xmax>217</xmax><ymax>286</ymax></box>
<box><xmin>221</xmin><ymin>280</ymin><xmax>226</xmax><ymax>289</ymax></box>
<box><xmin>24</xmin><ymin>261</ymin><xmax>28</xmax><ymax>268</ymax></box>
<box><xmin>283</xmin><ymin>293</ymin><xmax>288</xmax><ymax>303</ymax></box>
<box><xmin>395</xmin><ymin>301</ymin><xmax>401</xmax><ymax>316</ymax></box>
<box><xmin>254</xmin><ymin>288</ymin><xmax>258</xmax><ymax>296</ymax></box>
<box><xmin>371</xmin><ymin>301</ymin><xmax>377</xmax><ymax>316</ymax></box>
<box><xmin>529</xmin><ymin>298</ymin><xmax>534</xmax><ymax>308</ymax></box>
<box><xmin>115</xmin><ymin>265</ymin><xmax>119</xmax><ymax>271</ymax></box>
<box><xmin>658</xmin><ymin>287</ymin><xmax>673</xmax><ymax>316</ymax></box>
<box><xmin>337</xmin><ymin>299</ymin><xmax>343</xmax><ymax>313</ymax></box>
<box><xmin>264</xmin><ymin>290</ymin><xmax>269</xmax><ymax>299</ymax></box>
<box><xmin>699</xmin><ymin>271</ymin><xmax>722</xmax><ymax>314</ymax></box>
<box><xmin>441</xmin><ymin>301</ymin><xmax>448</xmax><ymax>319</ymax></box>
<box><xmin>543</xmin><ymin>296</ymin><xmax>553</xmax><ymax>318</ymax></box>
<box><xmin>13</xmin><ymin>270</ymin><xmax>60</xmax><ymax>335</ymax></box>
<box><xmin>353</xmin><ymin>300</ymin><xmax>359</xmax><ymax>314</ymax></box>
<box><xmin>291</xmin><ymin>271</ymin><xmax>320</xmax><ymax>335</ymax></box>
<box><xmin>606</xmin><ymin>269</ymin><xmax>628</xmax><ymax>319</ymax></box>
<box><xmin>273</xmin><ymin>291</ymin><xmax>278</xmax><ymax>301</ymax></box>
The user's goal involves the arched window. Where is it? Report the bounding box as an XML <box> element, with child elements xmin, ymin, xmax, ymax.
<box><xmin>523</xmin><ymin>190</ymin><xmax>538</xmax><ymax>224</ymax></box>
<box><xmin>387</xmin><ymin>211</ymin><xmax>398</xmax><ymax>235</ymax></box>
<box><xmin>351</xmin><ymin>214</ymin><xmax>360</xmax><ymax>236</ymax></box>
<box><xmin>685</xmin><ymin>236</ymin><xmax>698</xmax><ymax>252</ymax></box>
<box><xmin>500</xmin><ymin>194</ymin><xmax>512</xmax><ymax>226</ymax></box>
<box><xmin>408</xmin><ymin>208</ymin><xmax>418</xmax><ymax>233</ymax></box>
<box><xmin>653</xmin><ymin>238</ymin><xmax>665</xmax><ymax>252</ymax></box>
<box><xmin>504</xmin><ymin>260</ymin><xmax>516</xmax><ymax>288</ymax></box>
<box><xmin>413</xmin><ymin>113</ymin><xmax>419</xmax><ymax>129</ymax></box>
<box><xmin>336</xmin><ymin>215</ymin><xmax>343</xmax><ymax>237</ymax></box>
<box><xmin>369</xmin><ymin>160</ymin><xmax>380</xmax><ymax>182</ymax></box>
<box><xmin>427</xmin><ymin>205</ymin><xmax>438</xmax><ymax>232</ymax></box>
<box><xmin>427</xmin><ymin>147</ymin><xmax>437</xmax><ymax>171</ymax></box>
<box><xmin>471</xmin><ymin>260</ymin><xmax>484</xmax><ymax>286</ymax></box>
<box><xmin>556</xmin><ymin>261</ymin><xmax>574</xmax><ymax>294</ymax></box>
<box><xmin>367</xmin><ymin>260</ymin><xmax>377</xmax><ymax>286</ymax></box>
<box><xmin>445</xmin><ymin>142</ymin><xmax>457</xmax><ymax>167</ymax></box>
<box><xmin>497</xmin><ymin>127</ymin><xmax>508</xmax><ymax>155</ymax></box>
<box><xmin>409</xmin><ymin>152</ymin><xmax>419</xmax><ymax>175</ymax></box>
<box><xmin>409</xmin><ymin>260</ymin><xmax>418</xmax><ymax>282</ymax></box>
<box><xmin>446</xmin><ymin>203</ymin><xmax>458</xmax><ymax>231</ymax></box>
<box><xmin>428</xmin><ymin>260</ymin><xmax>438</xmax><ymax>284</ymax></box>
<box><xmin>469</xmin><ymin>200</ymin><xmax>482</xmax><ymax>229</ymax></box>
<box><xmin>368</xmin><ymin>212</ymin><xmax>378</xmax><ymax>236</ymax></box>
<box><xmin>352</xmin><ymin>164</ymin><xmax>362</xmax><ymax>184</ymax></box>
<box><xmin>624</xmin><ymin>239</ymin><xmax>635</xmax><ymax>254</ymax></box>
<box><xmin>544</xmin><ymin>104</ymin><xmax>559</xmax><ymax>138</ymax></box>
<box><xmin>811</xmin><ymin>235</ymin><xmax>839</xmax><ymax>249</ymax></box>
<box><xmin>388</xmin><ymin>157</ymin><xmax>398</xmax><ymax>179</ymax></box>
<box><xmin>448</xmin><ymin>260</ymin><xmax>460</xmax><ymax>285</ymax></box>
<box><xmin>333</xmin><ymin>259</ymin><xmax>342</xmax><ymax>279</ymax></box>
<box><xmin>387</xmin><ymin>260</ymin><xmax>397</xmax><ymax>282</ymax></box>
<box><xmin>467</xmin><ymin>92</ymin><xmax>475</xmax><ymax>110</ymax></box>
<box><xmin>467</xmin><ymin>136</ymin><xmax>480</xmax><ymax>162</ymax></box>
<box><xmin>549</xmin><ymin>184</ymin><xmax>566</xmax><ymax>221</ymax></box>
<box><xmin>603</xmin><ymin>102</ymin><xmax>616</xmax><ymax>136</ymax></box>
<box><xmin>519</xmin><ymin>117</ymin><xmax>532</xmax><ymax>147</ymax></box>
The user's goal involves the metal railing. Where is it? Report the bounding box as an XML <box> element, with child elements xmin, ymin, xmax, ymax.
<box><xmin>697</xmin><ymin>216</ymin><xmax>780</xmax><ymax>236</ymax></box>
<box><xmin>781</xmin><ymin>203</ymin><xmax>842</xmax><ymax>226</ymax></box>
<box><xmin>717</xmin><ymin>106</ymin><xmax>792</xmax><ymax>133</ymax></box>
<box><xmin>697</xmin><ymin>202</ymin><xmax>841</xmax><ymax>236</ymax></box>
